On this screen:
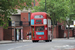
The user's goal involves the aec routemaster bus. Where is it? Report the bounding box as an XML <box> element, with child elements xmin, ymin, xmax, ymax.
<box><xmin>31</xmin><ymin>12</ymin><xmax>52</xmax><ymax>42</ymax></box>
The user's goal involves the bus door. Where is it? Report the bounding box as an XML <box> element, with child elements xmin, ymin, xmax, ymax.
<box><xmin>35</xmin><ymin>26</ymin><xmax>45</xmax><ymax>40</ymax></box>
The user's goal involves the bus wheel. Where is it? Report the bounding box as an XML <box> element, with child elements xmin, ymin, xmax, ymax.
<box><xmin>32</xmin><ymin>40</ymin><xmax>35</xmax><ymax>42</ymax></box>
<box><xmin>36</xmin><ymin>40</ymin><xmax>39</xmax><ymax>42</ymax></box>
<box><xmin>32</xmin><ymin>40</ymin><xmax>39</xmax><ymax>42</ymax></box>
<box><xmin>49</xmin><ymin>40</ymin><xmax>52</xmax><ymax>42</ymax></box>
<box><xmin>45</xmin><ymin>40</ymin><xmax>49</xmax><ymax>42</ymax></box>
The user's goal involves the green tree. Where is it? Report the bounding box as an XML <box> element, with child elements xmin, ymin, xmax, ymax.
<box><xmin>32</xmin><ymin>0</ymin><xmax>68</xmax><ymax>38</ymax></box>
<box><xmin>61</xmin><ymin>0</ymin><xmax>75</xmax><ymax>39</ymax></box>
<box><xmin>0</xmin><ymin>0</ymin><xmax>32</xmax><ymax>28</ymax></box>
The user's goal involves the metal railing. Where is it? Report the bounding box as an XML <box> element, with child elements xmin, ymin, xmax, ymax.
<box><xmin>9</xmin><ymin>21</ymin><xmax>30</xmax><ymax>26</ymax></box>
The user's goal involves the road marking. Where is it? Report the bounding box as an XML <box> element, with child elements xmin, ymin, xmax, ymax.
<box><xmin>15</xmin><ymin>46</ymin><xmax>23</xmax><ymax>48</ymax></box>
<box><xmin>24</xmin><ymin>45</ymin><xmax>28</xmax><ymax>46</ymax></box>
<box><xmin>54</xmin><ymin>45</ymin><xmax>74</xmax><ymax>49</ymax></box>
<box><xmin>8</xmin><ymin>43</ymin><xmax>37</xmax><ymax>50</ymax></box>
<box><xmin>8</xmin><ymin>45</ymin><xmax>29</xmax><ymax>50</ymax></box>
<box><xmin>8</xmin><ymin>48</ymin><xmax>14</xmax><ymax>50</ymax></box>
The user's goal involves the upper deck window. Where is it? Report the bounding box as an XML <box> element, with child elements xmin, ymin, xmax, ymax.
<box><xmin>34</xmin><ymin>15</ymin><xmax>43</xmax><ymax>18</ymax></box>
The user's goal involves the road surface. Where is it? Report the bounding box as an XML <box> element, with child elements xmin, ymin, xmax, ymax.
<box><xmin>0</xmin><ymin>39</ymin><xmax>75</xmax><ymax>50</ymax></box>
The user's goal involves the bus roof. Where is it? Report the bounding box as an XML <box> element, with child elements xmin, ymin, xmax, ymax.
<box><xmin>31</xmin><ymin>12</ymin><xmax>50</xmax><ymax>19</ymax></box>
<box><xmin>32</xmin><ymin>12</ymin><xmax>46</xmax><ymax>14</ymax></box>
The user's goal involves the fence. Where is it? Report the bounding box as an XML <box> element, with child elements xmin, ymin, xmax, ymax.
<box><xmin>9</xmin><ymin>21</ymin><xmax>30</xmax><ymax>26</ymax></box>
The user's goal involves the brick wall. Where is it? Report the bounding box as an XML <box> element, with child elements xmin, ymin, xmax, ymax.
<box><xmin>56</xmin><ymin>26</ymin><xmax>59</xmax><ymax>38</ymax></box>
<box><xmin>3</xmin><ymin>29</ymin><xmax>12</xmax><ymax>40</ymax></box>
<box><xmin>21</xmin><ymin>12</ymin><xmax>28</xmax><ymax>21</ymax></box>
<box><xmin>53</xmin><ymin>26</ymin><xmax>57</xmax><ymax>38</ymax></box>
<box><xmin>23</xmin><ymin>26</ymin><xmax>31</xmax><ymax>39</ymax></box>
<box><xmin>0</xmin><ymin>27</ymin><xmax>3</xmax><ymax>40</ymax></box>
<box><xmin>64</xmin><ymin>30</ymin><xmax>73</xmax><ymax>37</ymax></box>
<box><xmin>21</xmin><ymin>12</ymin><xmax>31</xmax><ymax>39</ymax></box>
<box><xmin>12</xmin><ymin>29</ymin><xmax>15</xmax><ymax>40</ymax></box>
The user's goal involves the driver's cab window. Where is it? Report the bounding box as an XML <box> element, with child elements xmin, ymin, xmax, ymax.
<box><xmin>35</xmin><ymin>26</ymin><xmax>44</xmax><ymax>31</ymax></box>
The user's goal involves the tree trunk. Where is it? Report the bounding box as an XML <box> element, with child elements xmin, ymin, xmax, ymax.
<box><xmin>67</xmin><ymin>25</ymin><xmax>70</xmax><ymax>39</ymax></box>
<box><xmin>52</xmin><ymin>25</ymin><xmax>54</xmax><ymax>39</ymax></box>
<box><xmin>67</xmin><ymin>16</ymin><xmax>71</xmax><ymax>39</ymax></box>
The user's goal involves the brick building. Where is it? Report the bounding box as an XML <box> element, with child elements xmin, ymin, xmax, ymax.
<box><xmin>0</xmin><ymin>0</ymin><xmax>74</xmax><ymax>41</ymax></box>
<box><xmin>0</xmin><ymin>27</ymin><xmax>3</xmax><ymax>41</ymax></box>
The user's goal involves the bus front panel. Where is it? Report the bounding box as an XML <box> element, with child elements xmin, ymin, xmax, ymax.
<box><xmin>34</xmin><ymin>26</ymin><xmax>48</xmax><ymax>40</ymax></box>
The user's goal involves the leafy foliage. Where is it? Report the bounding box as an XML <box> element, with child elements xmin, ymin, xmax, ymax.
<box><xmin>33</xmin><ymin>0</ymin><xmax>67</xmax><ymax>24</ymax></box>
<box><xmin>63</xmin><ymin>0</ymin><xmax>75</xmax><ymax>39</ymax></box>
<box><xmin>32</xmin><ymin>0</ymin><xmax>75</xmax><ymax>38</ymax></box>
<box><xmin>0</xmin><ymin>0</ymin><xmax>32</xmax><ymax>28</ymax></box>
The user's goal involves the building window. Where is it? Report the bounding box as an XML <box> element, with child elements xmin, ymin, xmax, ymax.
<box><xmin>28</xmin><ymin>13</ymin><xmax>30</xmax><ymax>21</ymax></box>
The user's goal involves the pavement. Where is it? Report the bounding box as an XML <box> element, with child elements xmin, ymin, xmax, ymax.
<box><xmin>54</xmin><ymin>37</ymin><xmax>75</xmax><ymax>40</ymax></box>
<box><xmin>0</xmin><ymin>41</ymin><xmax>14</xmax><ymax>44</ymax></box>
<box><xmin>0</xmin><ymin>40</ymin><xmax>32</xmax><ymax>44</ymax></box>
<box><xmin>0</xmin><ymin>37</ymin><xmax>75</xmax><ymax>44</ymax></box>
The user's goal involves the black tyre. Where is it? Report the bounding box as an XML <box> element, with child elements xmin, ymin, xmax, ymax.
<box><xmin>32</xmin><ymin>40</ymin><xmax>39</xmax><ymax>42</ymax></box>
<box><xmin>49</xmin><ymin>40</ymin><xmax>52</xmax><ymax>42</ymax></box>
<box><xmin>36</xmin><ymin>40</ymin><xmax>39</xmax><ymax>42</ymax></box>
<box><xmin>32</xmin><ymin>40</ymin><xmax>35</xmax><ymax>42</ymax></box>
<box><xmin>45</xmin><ymin>40</ymin><xmax>49</xmax><ymax>42</ymax></box>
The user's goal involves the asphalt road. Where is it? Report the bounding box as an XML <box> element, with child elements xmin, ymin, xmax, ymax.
<box><xmin>0</xmin><ymin>39</ymin><xmax>75</xmax><ymax>50</ymax></box>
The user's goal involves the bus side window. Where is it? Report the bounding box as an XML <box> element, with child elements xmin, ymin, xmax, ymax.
<box><xmin>36</xmin><ymin>28</ymin><xmax>39</xmax><ymax>31</ymax></box>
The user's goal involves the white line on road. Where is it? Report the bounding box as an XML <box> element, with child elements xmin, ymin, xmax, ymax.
<box><xmin>8</xmin><ymin>48</ymin><xmax>14</xmax><ymax>50</ymax></box>
<box><xmin>24</xmin><ymin>45</ymin><xmax>28</xmax><ymax>46</ymax></box>
<box><xmin>8</xmin><ymin>45</ymin><xmax>29</xmax><ymax>50</ymax></box>
<box><xmin>54</xmin><ymin>45</ymin><xmax>74</xmax><ymax>49</ymax></box>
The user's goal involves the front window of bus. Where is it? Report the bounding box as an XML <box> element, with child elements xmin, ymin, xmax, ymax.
<box><xmin>35</xmin><ymin>26</ymin><xmax>44</xmax><ymax>31</ymax></box>
<box><xmin>34</xmin><ymin>15</ymin><xmax>43</xmax><ymax>18</ymax></box>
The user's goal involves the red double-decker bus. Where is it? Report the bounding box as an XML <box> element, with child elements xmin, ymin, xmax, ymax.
<box><xmin>31</xmin><ymin>12</ymin><xmax>52</xmax><ymax>42</ymax></box>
